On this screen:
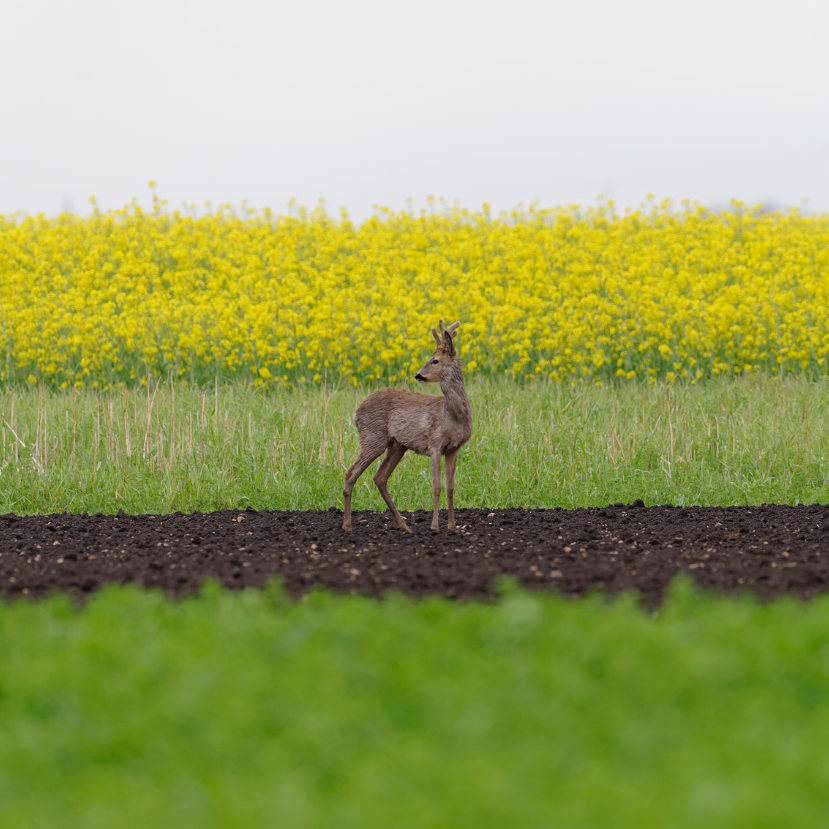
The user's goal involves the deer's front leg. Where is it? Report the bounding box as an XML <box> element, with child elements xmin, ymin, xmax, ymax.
<box><xmin>444</xmin><ymin>449</ymin><xmax>458</xmax><ymax>531</ymax></box>
<box><xmin>430</xmin><ymin>450</ymin><xmax>442</xmax><ymax>532</ymax></box>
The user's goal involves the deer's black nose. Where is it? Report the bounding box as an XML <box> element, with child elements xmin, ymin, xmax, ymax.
<box><xmin>415</xmin><ymin>373</ymin><xmax>425</xmax><ymax>382</ymax></box>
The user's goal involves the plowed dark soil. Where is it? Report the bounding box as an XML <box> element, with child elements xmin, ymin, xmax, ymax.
<box><xmin>3</xmin><ymin>504</ymin><xmax>829</xmax><ymax>605</ymax></box>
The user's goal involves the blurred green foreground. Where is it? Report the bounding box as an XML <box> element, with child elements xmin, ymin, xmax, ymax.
<box><xmin>2</xmin><ymin>580</ymin><xmax>829</xmax><ymax>828</ymax></box>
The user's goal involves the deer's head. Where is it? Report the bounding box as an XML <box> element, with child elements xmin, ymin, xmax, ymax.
<box><xmin>415</xmin><ymin>320</ymin><xmax>460</xmax><ymax>383</ymax></box>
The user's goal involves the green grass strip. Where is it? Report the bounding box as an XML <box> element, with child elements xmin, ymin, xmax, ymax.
<box><xmin>1</xmin><ymin>374</ymin><xmax>829</xmax><ymax>513</ymax></box>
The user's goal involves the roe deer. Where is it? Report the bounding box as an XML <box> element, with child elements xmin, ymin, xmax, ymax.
<box><xmin>342</xmin><ymin>320</ymin><xmax>472</xmax><ymax>533</ymax></box>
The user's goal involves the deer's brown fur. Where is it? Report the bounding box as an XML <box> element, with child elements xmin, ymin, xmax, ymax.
<box><xmin>342</xmin><ymin>320</ymin><xmax>472</xmax><ymax>532</ymax></box>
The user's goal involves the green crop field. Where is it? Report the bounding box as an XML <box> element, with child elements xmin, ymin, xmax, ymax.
<box><xmin>2</xmin><ymin>579</ymin><xmax>829</xmax><ymax>829</ymax></box>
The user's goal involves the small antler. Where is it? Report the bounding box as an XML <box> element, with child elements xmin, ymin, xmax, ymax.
<box><xmin>432</xmin><ymin>319</ymin><xmax>461</xmax><ymax>345</ymax></box>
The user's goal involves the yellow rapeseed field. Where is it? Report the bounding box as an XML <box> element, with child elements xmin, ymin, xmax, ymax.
<box><xmin>1</xmin><ymin>195</ymin><xmax>828</xmax><ymax>388</ymax></box>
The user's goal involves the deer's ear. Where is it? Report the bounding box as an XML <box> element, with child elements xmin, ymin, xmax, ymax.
<box><xmin>443</xmin><ymin>330</ymin><xmax>456</xmax><ymax>356</ymax></box>
<box><xmin>432</xmin><ymin>327</ymin><xmax>441</xmax><ymax>345</ymax></box>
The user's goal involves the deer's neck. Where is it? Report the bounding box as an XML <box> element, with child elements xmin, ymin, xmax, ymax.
<box><xmin>440</xmin><ymin>362</ymin><xmax>471</xmax><ymax>426</ymax></box>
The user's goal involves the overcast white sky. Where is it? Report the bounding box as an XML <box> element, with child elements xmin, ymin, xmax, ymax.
<box><xmin>2</xmin><ymin>0</ymin><xmax>828</xmax><ymax>219</ymax></box>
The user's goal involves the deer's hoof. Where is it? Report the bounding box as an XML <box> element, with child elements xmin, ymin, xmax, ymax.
<box><xmin>342</xmin><ymin>524</ymin><xmax>352</xmax><ymax>532</ymax></box>
<box><xmin>399</xmin><ymin>522</ymin><xmax>412</xmax><ymax>533</ymax></box>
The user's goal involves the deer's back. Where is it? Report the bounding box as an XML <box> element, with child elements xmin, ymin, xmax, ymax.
<box><xmin>355</xmin><ymin>388</ymin><xmax>443</xmax><ymax>455</ymax></box>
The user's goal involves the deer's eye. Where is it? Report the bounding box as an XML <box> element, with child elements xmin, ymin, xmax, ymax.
<box><xmin>432</xmin><ymin>360</ymin><xmax>439</xmax><ymax>364</ymax></box>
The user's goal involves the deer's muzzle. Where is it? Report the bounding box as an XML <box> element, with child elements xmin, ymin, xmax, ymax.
<box><xmin>415</xmin><ymin>373</ymin><xmax>426</xmax><ymax>382</ymax></box>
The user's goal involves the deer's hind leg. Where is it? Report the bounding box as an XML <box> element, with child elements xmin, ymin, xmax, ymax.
<box><xmin>373</xmin><ymin>440</ymin><xmax>411</xmax><ymax>532</ymax></box>
<box><xmin>343</xmin><ymin>439</ymin><xmax>386</xmax><ymax>531</ymax></box>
